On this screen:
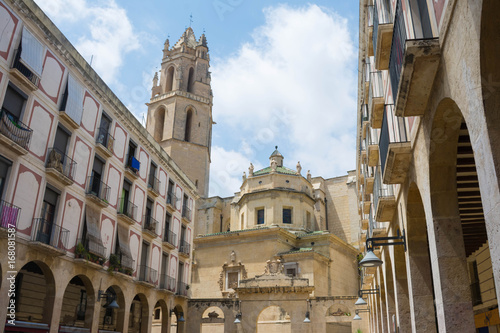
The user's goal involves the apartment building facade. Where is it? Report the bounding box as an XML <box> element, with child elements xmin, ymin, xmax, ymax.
<box><xmin>356</xmin><ymin>0</ymin><xmax>500</xmax><ymax>331</ymax></box>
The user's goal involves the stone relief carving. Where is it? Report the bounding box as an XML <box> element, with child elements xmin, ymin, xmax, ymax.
<box><xmin>263</xmin><ymin>259</ymin><xmax>284</xmax><ymax>275</ymax></box>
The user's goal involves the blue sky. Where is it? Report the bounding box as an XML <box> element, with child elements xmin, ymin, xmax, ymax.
<box><xmin>35</xmin><ymin>0</ymin><xmax>359</xmax><ymax>197</ymax></box>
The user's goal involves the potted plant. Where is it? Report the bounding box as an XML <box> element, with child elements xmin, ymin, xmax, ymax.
<box><xmin>75</xmin><ymin>242</ymin><xmax>86</xmax><ymax>258</ymax></box>
<box><xmin>109</xmin><ymin>254</ymin><xmax>120</xmax><ymax>271</ymax></box>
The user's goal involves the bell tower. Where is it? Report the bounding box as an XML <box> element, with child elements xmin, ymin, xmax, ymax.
<box><xmin>146</xmin><ymin>28</ymin><xmax>213</xmax><ymax>197</ymax></box>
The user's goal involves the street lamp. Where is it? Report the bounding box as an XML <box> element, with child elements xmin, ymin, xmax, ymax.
<box><xmin>359</xmin><ymin>229</ymin><xmax>406</xmax><ymax>267</ymax></box>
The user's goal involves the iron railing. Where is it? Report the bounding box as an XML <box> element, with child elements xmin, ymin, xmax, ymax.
<box><xmin>388</xmin><ymin>0</ymin><xmax>434</xmax><ymax>102</ymax></box>
<box><xmin>125</xmin><ymin>154</ymin><xmax>140</xmax><ymax>173</ymax></box>
<box><xmin>379</xmin><ymin>104</ymin><xmax>409</xmax><ymax>175</ymax></box>
<box><xmin>86</xmin><ymin>175</ymin><xmax>110</xmax><ymax>203</ymax></box>
<box><xmin>148</xmin><ymin>175</ymin><xmax>160</xmax><ymax>193</ymax></box>
<box><xmin>163</xmin><ymin>229</ymin><xmax>177</xmax><ymax>246</ymax></box>
<box><xmin>182</xmin><ymin>204</ymin><xmax>192</xmax><ymax>221</ymax></box>
<box><xmin>180</xmin><ymin>240</ymin><xmax>190</xmax><ymax>255</ymax></box>
<box><xmin>167</xmin><ymin>191</ymin><xmax>177</xmax><ymax>206</ymax></box>
<box><xmin>119</xmin><ymin>254</ymin><xmax>135</xmax><ymax>271</ymax></box>
<box><xmin>0</xmin><ymin>109</ymin><xmax>33</xmax><ymax>150</ymax></box>
<box><xmin>0</xmin><ymin>200</ymin><xmax>21</xmax><ymax>229</ymax></box>
<box><xmin>138</xmin><ymin>265</ymin><xmax>157</xmax><ymax>284</ymax></box>
<box><xmin>373</xmin><ymin>0</ymin><xmax>393</xmax><ymax>56</ymax></box>
<box><xmin>46</xmin><ymin>148</ymin><xmax>77</xmax><ymax>180</ymax></box>
<box><xmin>373</xmin><ymin>168</ymin><xmax>394</xmax><ymax>215</ymax></box>
<box><xmin>12</xmin><ymin>49</ymin><xmax>40</xmax><ymax>87</ymax></box>
<box><xmin>117</xmin><ymin>197</ymin><xmax>137</xmax><ymax>222</ymax></box>
<box><xmin>361</xmin><ymin>104</ymin><xmax>369</xmax><ymax>125</ymax></box>
<box><xmin>160</xmin><ymin>274</ymin><xmax>176</xmax><ymax>292</ymax></box>
<box><xmin>96</xmin><ymin>127</ymin><xmax>114</xmax><ymax>152</ymax></box>
<box><xmin>177</xmin><ymin>282</ymin><xmax>188</xmax><ymax>296</ymax></box>
<box><xmin>31</xmin><ymin>218</ymin><xmax>69</xmax><ymax>250</ymax></box>
<box><xmin>77</xmin><ymin>238</ymin><xmax>106</xmax><ymax>259</ymax></box>
<box><xmin>143</xmin><ymin>215</ymin><xmax>159</xmax><ymax>236</ymax></box>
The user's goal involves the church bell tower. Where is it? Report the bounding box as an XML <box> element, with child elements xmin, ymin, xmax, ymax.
<box><xmin>146</xmin><ymin>28</ymin><xmax>213</xmax><ymax>197</ymax></box>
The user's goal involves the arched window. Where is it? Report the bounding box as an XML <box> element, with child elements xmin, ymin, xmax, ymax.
<box><xmin>166</xmin><ymin>66</ymin><xmax>175</xmax><ymax>92</ymax></box>
<box><xmin>154</xmin><ymin>107</ymin><xmax>165</xmax><ymax>142</ymax></box>
<box><xmin>187</xmin><ymin>67</ymin><xmax>195</xmax><ymax>93</ymax></box>
<box><xmin>184</xmin><ymin>109</ymin><xmax>193</xmax><ymax>142</ymax></box>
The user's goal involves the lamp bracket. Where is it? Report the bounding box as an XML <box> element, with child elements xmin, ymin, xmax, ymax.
<box><xmin>366</xmin><ymin>229</ymin><xmax>406</xmax><ymax>252</ymax></box>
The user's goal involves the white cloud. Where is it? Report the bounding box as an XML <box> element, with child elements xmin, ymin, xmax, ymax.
<box><xmin>209</xmin><ymin>146</ymin><xmax>264</xmax><ymax>197</ymax></box>
<box><xmin>35</xmin><ymin>0</ymin><xmax>140</xmax><ymax>84</ymax></box>
<box><xmin>210</xmin><ymin>4</ymin><xmax>357</xmax><ymax>196</ymax></box>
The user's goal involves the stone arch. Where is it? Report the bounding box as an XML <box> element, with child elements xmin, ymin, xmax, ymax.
<box><xmin>152</xmin><ymin>299</ymin><xmax>169</xmax><ymax>333</ymax></box>
<box><xmin>405</xmin><ymin>182</ymin><xmax>437</xmax><ymax>332</ymax></box>
<box><xmin>60</xmin><ymin>275</ymin><xmax>96</xmax><ymax>330</ymax></box>
<box><xmin>171</xmin><ymin>304</ymin><xmax>186</xmax><ymax>333</ymax></box>
<box><xmin>187</xmin><ymin>67</ymin><xmax>195</xmax><ymax>93</ymax></box>
<box><xmin>256</xmin><ymin>305</ymin><xmax>291</xmax><ymax>333</ymax></box>
<box><xmin>13</xmin><ymin>260</ymin><xmax>56</xmax><ymax>325</ymax></box>
<box><xmin>184</xmin><ymin>108</ymin><xmax>193</xmax><ymax>142</ymax></box>
<box><xmin>129</xmin><ymin>293</ymin><xmax>149</xmax><ymax>333</ymax></box>
<box><xmin>201</xmin><ymin>306</ymin><xmax>225</xmax><ymax>333</ymax></box>
<box><xmin>166</xmin><ymin>66</ymin><xmax>175</xmax><ymax>92</ymax></box>
<box><xmin>98</xmin><ymin>284</ymin><xmax>126</xmax><ymax>332</ymax></box>
<box><xmin>154</xmin><ymin>106</ymin><xmax>166</xmax><ymax>142</ymax></box>
<box><xmin>428</xmin><ymin>98</ymin><xmax>476</xmax><ymax>331</ymax></box>
<box><xmin>480</xmin><ymin>0</ymin><xmax>500</xmax><ymax>305</ymax></box>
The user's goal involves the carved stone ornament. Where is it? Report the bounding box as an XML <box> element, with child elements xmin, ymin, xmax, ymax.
<box><xmin>264</xmin><ymin>259</ymin><xmax>284</xmax><ymax>275</ymax></box>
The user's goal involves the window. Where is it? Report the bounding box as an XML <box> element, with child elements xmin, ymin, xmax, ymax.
<box><xmin>126</xmin><ymin>141</ymin><xmax>139</xmax><ymax>172</ymax></box>
<box><xmin>53</xmin><ymin>125</ymin><xmax>71</xmax><ymax>157</ymax></box>
<box><xmin>89</xmin><ymin>155</ymin><xmax>105</xmax><ymax>195</ymax></box>
<box><xmin>469</xmin><ymin>260</ymin><xmax>482</xmax><ymax>306</ymax></box>
<box><xmin>182</xmin><ymin>194</ymin><xmax>189</xmax><ymax>219</ymax></box>
<box><xmin>283</xmin><ymin>208</ymin><xmax>292</xmax><ymax>224</ymax></box>
<box><xmin>257</xmin><ymin>209</ymin><xmax>264</xmax><ymax>225</ymax></box>
<box><xmin>154</xmin><ymin>308</ymin><xmax>161</xmax><ymax>320</ymax></box>
<box><xmin>59</xmin><ymin>74</ymin><xmax>84</xmax><ymax>124</ymax></box>
<box><xmin>165</xmin><ymin>66</ymin><xmax>175</xmax><ymax>92</ymax></box>
<box><xmin>184</xmin><ymin>109</ymin><xmax>192</xmax><ymax>142</ymax></box>
<box><xmin>97</xmin><ymin>112</ymin><xmax>112</xmax><ymax>147</ymax></box>
<box><xmin>2</xmin><ymin>84</ymin><xmax>27</xmax><ymax>121</ymax></box>
<box><xmin>0</xmin><ymin>156</ymin><xmax>12</xmax><ymax>200</ymax></box>
<box><xmin>148</xmin><ymin>162</ymin><xmax>157</xmax><ymax>190</ymax></box>
<box><xmin>13</xmin><ymin>27</ymin><xmax>44</xmax><ymax>86</ymax></box>
<box><xmin>284</xmin><ymin>262</ymin><xmax>298</xmax><ymax>277</ymax></box>
<box><xmin>119</xmin><ymin>179</ymin><xmax>132</xmax><ymax>214</ymax></box>
<box><xmin>167</xmin><ymin>180</ymin><xmax>175</xmax><ymax>205</ymax></box>
<box><xmin>187</xmin><ymin>67</ymin><xmax>195</xmax><ymax>93</ymax></box>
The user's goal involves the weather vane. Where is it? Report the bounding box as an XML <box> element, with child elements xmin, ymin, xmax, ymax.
<box><xmin>189</xmin><ymin>14</ymin><xmax>193</xmax><ymax>27</ymax></box>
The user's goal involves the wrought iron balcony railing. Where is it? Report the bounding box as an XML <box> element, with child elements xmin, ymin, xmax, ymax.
<box><xmin>117</xmin><ymin>197</ymin><xmax>137</xmax><ymax>222</ymax></box>
<box><xmin>167</xmin><ymin>191</ymin><xmax>177</xmax><ymax>206</ymax></box>
<box><xmin>160</xmin><ymin>274</ymin><xmax>176</xmax><ymax>292</ymax></box>
<box><xmin>177</xmin><ymin>282</ymin><xmax>188</xmax><ymax>296</ymax></box>
<box><xmin>163</xmin><ymin>229</ymin><xmax>177</xmax><ymax>246</ymax></box>
<box><xmin>12</xmin><ymin>49</ymin><xmax>41</xmax><ymax>87</ymax></box>
<box><xmin>0</xmin><ymin>109</ymin><xmax>33</xmax><ymax>150</ymax></box>
<box><xmin>373</xmin><ymin>0</ymin><xmax>393</xmax><ymax>57</ymax></box>
<box><xmin>143</xmin><ymin>215</ymin><xmax>159</xmax><ymax>236</ymax></box>
<box><xmin>77</xmin><ymin>238</ymin><xmax>106</xmax><ymax>260</ymax></box>
<box><xmin>182</xmin><ymin>204</ymin><xmax>192</xmax><ymax>221</ymax></box>
<box><xmin>138</xmin><ymin>265</ymin><xmax>157</xmax><ymax>285</ymax></box>
<box><xmin>96</xmin><ymin>127</ymin><xmax>114</xmax><ymax>152</ymax></box>
<box><xmin>0</xmin><ymin>200</ymin><xmax>20</xmax><ymax>229</ymax></box>
<box><xmin>180</xmin><ymin>240</ymin><xmax>190</xmax><ymax>255</ymax></box>
<box><xmin>46</xmin><ymin>148</ymin><xmax>77</xmax><ymax>181</ymax></box>
<box><xmin>86</xmin><ymin>175</ymin><xmax>110</xmax><ymax>202</ymax></box>
<box><xmin>148</xmin><ymin>175</ymin><xmax>160</xmax><ymax>193</ymax></box>
<box><xmin>379</xmin><ymin>104</ymin><xmax>409</xmax><ymax>176</ymax></box>
<box><xmin>31</xmin><ymin>218</ymin><xmax>69</xmax><ymax>250</ymax></box>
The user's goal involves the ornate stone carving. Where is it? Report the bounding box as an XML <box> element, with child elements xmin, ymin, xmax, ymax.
<box><xmin>248</xmin><ymin>163</ymin><xmax>254</xmax><ymax>177</ymax></box>
<box><xmin>263</xmin><ymin>259</ymin><xmax>284</xmax><ymax>275</ymax></box>
<box><xmin>296</xmin><ymin>161</ymin><xmax>302</xmax><ymax>174</ymax></box>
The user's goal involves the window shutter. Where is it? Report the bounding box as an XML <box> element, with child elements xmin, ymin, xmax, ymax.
<box><xmin>20</xmin><ymin>27</ymin><xmax>44</xmax><ymax>76</ymax></box>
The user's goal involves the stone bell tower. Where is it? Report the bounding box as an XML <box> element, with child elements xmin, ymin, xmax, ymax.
<box><xmin>146</xmin><ymin>28</ymin><xmax>213</xmax><ymax>197</ymax></box>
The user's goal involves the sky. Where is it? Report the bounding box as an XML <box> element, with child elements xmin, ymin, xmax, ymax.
<box><xmin>34</xmin><ymin>0</ymin><xmax>360</xmax><ymax>198</ymax></box>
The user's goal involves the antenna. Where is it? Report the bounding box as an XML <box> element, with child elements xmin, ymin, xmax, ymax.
<box><xmin>90</xmin><ymin>55</ymin><xmax>94</xmax><ymax>67</ymax></box>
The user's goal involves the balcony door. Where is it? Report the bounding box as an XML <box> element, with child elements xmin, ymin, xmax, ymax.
<box><xmin>90</xmin><ymin>156</ymin><xmax>104</xmax><ymax>195</ymax></box>
<box><xmin>39</xmin><ymin>187</ymin><xmax>59</xmax><ymax>245</ymax></box>
<box><xmin>140</xmin><ymin>241</ymin><xmax>149</xmax><ymax>281</ymax></box>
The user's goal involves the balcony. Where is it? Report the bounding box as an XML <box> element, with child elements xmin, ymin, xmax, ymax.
<box><xmin>10</xmin><ymin>50</ymin><xmax>40</xmax><ymax>91</ymax></box>
<box><xmin>373</xmin><ymin>0</ymin><xmax>393</xmax><ymax>70</ymax></box>
<box><xmin>367</xmin><ymin>6</ymin><xmax>374</xmax><ymax>57</ymax></box>
<box><xmin>45</xmin><ymin>148</ymin><xmax>77</xmax><ymax>186</ymax></box>
<box><xmin>86</xmin><ymin>176</ymin><xmax>110</xmax><ymax>207</ymax></box>
<box><xmin>177</xmin><ymin>282</ymin><xmax>189</xmax><ymax>297</ymax></box>
<box><xmin>74</xmin><ymin>238</ymin><xmax>106</xmax><ymax>268</ymax></box>
<box><xmin>95</xmin><ymin>127</ymin><xmax>114</xmax><ymax>158</ymax></box>
<box><xmin>182</xmin><ymin>204</ymin><xmax>192</xmax><ymax>222</ymax></box>
<box><xmin>366</xmin><ymin>129</ymin><xmax>379</xmax><ymax>167</ymax></box>
<box><xmin>163</xmin><ymin>229</ymin><xmax>177</xmax><ymax>249</ymax></box>
<box><xmin>361</xmin><ymin>104</ymin><xmax>369</xmax><ymax>140</ymax></box>
<box><xmin>368</xmin><ymin>71</ymin><xmax>384</xmax><ymax>128</ymax></box>
<box><xmin>148</xmin><ymin>175</ymin><xmax>160</xmax><ymax>197</ymax></box>
<box><xmin>362</xmin><ymin>199</ymin><xmax>371</xmax><ymax>215</ymax></box>
<box><xmin>361</xmin><ymin>218</ymin><xmax>369</xmax><ymax>231</ymax></box>
<box><xmin>389</xmin><ymin>0</ymin><xmax>440</xmax><ymax>117</ymax></box>
<box><xmin>0</xmin><ymin>200</ymin><xmax>21</xmax><ymax>237</ymax></box>
<box><xmin>380</xmin><ymin>105</ymin><xmax>411</xmax><ymax>184</ymax></box>
<box><xmin>117</xmin><ymin>198</ymin><xmax>137</xmax><ymax>225</ymax></box>
<box><xmin>138</xmin><ymin>265</ymin><xmax>157</xmax><ymax>286</ymax></box>
<box><xmin>364</xmin><ymin>164</ymin><xmax>375</xmax><ymax>195</ymax></box>
<box><xmin>125</xmin><ymin>154</ymin><xmax>140</xmax><ymax>179</ymax></box>
<box><xmin>374</xmin><ymin>172</ymin><xmax>396</xmax><ymax>222</ymax></box>
<box><xmin>159</xmin><ymin>274</ymin><xmax>176</xmax><ymax>293</ymax></box>
<box><xmin>360</xmin><ymin>140</ymin><xmax>367</xmax><ymax>166</ymax></box>
<box><xmin>109</xmin><ymin>253</ymin><xmax>135</xmax><ymax>276</ymax></box>
<box><xmin>166</xmin><ymin>192</ymin><xmax>178</xmax><ymax>211</ymax></box>
<box><xmin>0</xmin><ymin>109</ymin><xmax>33</xmax><ymax>154</ymax></box>
<box><xmin>30</xmin><ymin>218</ymin><xmax>69</xmax><ymax>255</ymax></box>
<box><xmin>143</xmin><ymin>215</ymin><xmax>159</xmax><ymax>238</ymax></box>
<box><xmin>179</xmin><ymin>240</ymin><xmax>190</xmax><ymax>257</ymax></box>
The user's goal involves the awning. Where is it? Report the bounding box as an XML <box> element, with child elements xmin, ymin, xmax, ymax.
<box><xmin>20</xmin><ymin>27</ymin><xmax>44</xmax><ymax>76</ymax></box>
<box><xmin>64</xmin><ymin>74</ymin><xmax>84</xmax><ymax>124</ymax></box>
<box><xmin>85</xmin><ymin>206</ymin><xmax>105</xmax><ymax>258</ymax></box>
<box><xmin>116</xmin><ymin>224</ymin><xmax>134</xmax><ymax>269</ymax></box>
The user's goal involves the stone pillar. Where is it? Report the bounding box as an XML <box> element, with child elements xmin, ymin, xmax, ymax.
<box><xmin>393</xmin><ymin>245</ymin><xmax>411</xmax><ymax>332</ymax></box>
<box><xmin>48</xmin><ymin>285</ymin><xmax>65</xmax><ymax>333</ymax></box>
<box><xmin>383</xmin><ymin>252</ymin><xmax>397</xmax><ymax>333</ymax></box>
